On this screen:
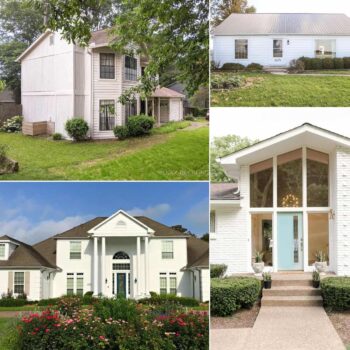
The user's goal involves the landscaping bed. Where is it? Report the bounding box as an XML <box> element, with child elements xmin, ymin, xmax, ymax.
<box><xmin>327</xmin><ymin>310</ymin><xmax>350</xmax><ymax>350</ymax></box>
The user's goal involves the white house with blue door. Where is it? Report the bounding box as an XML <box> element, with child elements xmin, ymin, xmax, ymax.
<box><xmin>213</xmin><ymin>13</ymin><xmax>350</xmax><ymax>67</ymax></box>
<box><xmin>0</xmin><ymin>210</ymin><xmax>209</xmax><ymax>302</ymax></box>
<box><xmin>210</xmin><ymin>124</ymin><xmax>350</xmax><ymax>275</ymax></box>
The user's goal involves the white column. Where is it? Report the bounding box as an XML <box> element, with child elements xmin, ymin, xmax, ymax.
<box><xmin>101</xmin><ymin>236</ymin><xmax>106</xmax><ymax>296</ymax></box>
<box><xmin>273</xmin><ymin>155</ymin><xmax>278</xmax><ymax>272</ymax></box>
<box><xmin>136</xmin><ymin>236</ymin><xmax>141</xmax><ymax>297</ymax></box>
<box><xmin>93</xmin><ymin>237</ymin><xmax>98</xmax><ymax>295</ymax></box>
<box><xmin>302</xmin><ymin>146</ymin><xmax>308</xmax><ymax>271</ymax></box>
<box><xmin>144</xmin><ymin>237</ymin><xmax>149</xmax><ymax>294</ymax></box>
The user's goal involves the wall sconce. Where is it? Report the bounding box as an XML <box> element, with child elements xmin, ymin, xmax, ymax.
<box><xmin>287</xmin><ymin>40</ymin><xmax>290</xmax><ymax>45</ymax></box>
<box><xmin>105</xmin><ymin>278</ymin><xmax>108</xmax><ymax>284</ymax></box>
<box><xmin>329</xmin><ymin>209</ymin><xmax>335</xmax><ymax>220</ymax></box>
<box><xmin>134</xmin><ymin>278</ymin><xmax>137</xmax><ymax>283</ymax></box>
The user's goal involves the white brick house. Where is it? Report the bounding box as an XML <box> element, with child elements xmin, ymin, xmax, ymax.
<box><xmin>213</xmin><ymin>13</ymin><xmax>350</xmax><ymax>68</ymax></box>
<box><xmin>16</xmin><ymin>30</ymin><xmax>184</xmax><ymax>139</ymax></box>
<box><xmin>211</xmin><ymin>124</ymin><xmax>350</xmax><ymax>275</ymax></box>
<box><xmin>0</xmin><ymin>210</ymin><xmax>209</xmax><ymax>302</ymax></box>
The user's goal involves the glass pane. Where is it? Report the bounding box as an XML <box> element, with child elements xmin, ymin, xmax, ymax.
<box><xmin>251</xmin><ymin>214</ymin><xmax>273</xmax><ymax>266</ymax></box>
<box><xmin>250</xmin><ymin>158</ymin><xmax>273</xmax><ymax>207</ymax></box>
<box><xmin>0</xmin><ymin>244</ymin><xmax>5</xmax><ymax>257</ymax></box>
<box><xmin>100</xmin><ymin>53</ymin><xmax>115</xmax><ymax>79</ymax></box>
<box><xmin>113</xmin><ymin>263</ymin><xmax>131</xmax><ymax>270</ymax></box>
<box><xmin>160</xmin><ymin>276</ymin><xmax>167</xmax><ymax>294</ymax></box>
<box><xmin>293</xmin><ymin>215</ymin><xmax>298</xmax><ymax>263</ymax></box>
<box><xmin>235</xmin><ymin>40</ymin><xmax>248</xmax><ymax>59</ymax></box>
<box><xmin>308</xmin><ymin>213</ymin><xmax>329</xmax><ymax>265</ymax></box>
<box><xmin>14</xmin><ymin>272</ymin><xmax>24</xmax><ymax>284</ymax></box>
<box><xmin>307</xmin><ymin>149</ymin><xmax>329</xmax><ymax>207</ymax></box>
<box><xmin>162</xmin><ymin>241</ymin><xmax>173</xmax><ymax>259</ymax></box>
<box><xmin>277</xmin><ymin>149</ymin><xmax>302</xmax><ymax>207</ymax></box>
<box><xmin>315</xmin><ymin>40</ymin><xmax>336</xmax><ymax>58</ymax></box>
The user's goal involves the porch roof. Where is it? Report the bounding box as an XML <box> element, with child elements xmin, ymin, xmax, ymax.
<box><xmin>151</xmin><ymin>87</ymin><xmax>185</xmax><ymax>98</ymax></box>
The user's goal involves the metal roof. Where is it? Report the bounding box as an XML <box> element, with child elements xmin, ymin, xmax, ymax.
<box><xmin>214</xmin><ymin>13</ymin><xmax>350</xmax><ymax>36</ymax></box>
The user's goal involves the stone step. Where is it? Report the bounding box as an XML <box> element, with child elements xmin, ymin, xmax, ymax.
<box><xmin>263</xmin><ymin>286</ymin><xmax>321</xmax><ymax>297</ymax></box>
<box><xmin>262</xmin><ymin>295</ymin><xmax>323</xmax><ymax>307</ymax></box>
<box><xmin>272</xmin><ymin>279</ymin><xmax>313</xmax><ymax>287</ymax></box>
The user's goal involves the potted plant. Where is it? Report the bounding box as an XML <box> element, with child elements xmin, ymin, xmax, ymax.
<box><xmin>252</xmin><ymin>251</ymin><xmax>264</xmax><ymax>274</ymax></box>
<box><xmin>312</xmin><ymin>270</ymin><xmax>320</xmax><ymax>288</ymax></box>
<box><xmin>262</xmin><ymin>272</ymin><xmax>272</xmax><ymax>289</ymax></box>
<box><xmin>315</xmin><ymin>251</ymin><xmax>327</xmax><ymax>274</ymax></box>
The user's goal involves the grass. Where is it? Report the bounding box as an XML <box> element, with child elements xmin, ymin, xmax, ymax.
<box><xmin>0</xmin><ymin>305</ymin><xmax>45</xmax><ymax>311</ymax></box>
<box><xmin>301</xmin><ymin>70</ymin><xmax>350</xmax><ymax>75</ymax></box>
<box><xmin>0</xmin><ymin>125</ymin><xmax>208</xmax><ymax>180</ymax></box>
<box><xmin>0</xmin><ymin>318</ymin><xmax>16</xmax><ymax>349</ymax></box>
<box><xmin>211</xmin><ymin>72</ymin><xmax>350</xmax><ymax>107</ymax></box>
<box><xmin>151</xmin><ymin>121</ymin><xmax>191</xmax><ymax>134</ymax></box>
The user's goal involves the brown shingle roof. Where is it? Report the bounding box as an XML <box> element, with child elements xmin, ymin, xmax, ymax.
<box><xmin>0</xmin><ymin>235</ymin><xmax>55</xmax><ymax>269</ymax></box>
<box><xmin>151</xmin><ymin>87</ymin><xmax>185</xmax><ymax>98</ymax></box>
<box><xmin>90</xmin><ymin>29</ymin><xmax>116</xmax><ymax>46</ymax></box>
<box><xmin>55</xmin><ymin>217</ymin><xmax>106</xmax><ymax>239</ymax></box>
<box><xmin>186</xmin><ymin>236</ymin><xmax>209</xmax><ymax>268</ymax></box>
<box><xmin>211</xmin><ymin>183</ymin><xmax>240</xmax><ymax>200</ymax></box>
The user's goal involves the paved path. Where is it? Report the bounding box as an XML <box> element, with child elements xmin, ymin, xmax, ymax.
<box><xmin>0</xmin><ymin>311</ymin><xmax>32</xmax><ymax>318</ymax></box>
<box><xmin>211</xmin><ymin>307</ymin><xmax>345</xmax><ymax>350</ymax></box>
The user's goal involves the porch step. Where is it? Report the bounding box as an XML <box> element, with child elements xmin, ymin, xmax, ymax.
<box><xmin>272</xmin><ymin>279</ymin><xmax>313</xmax><ymax>287</ymax></box>
<box><xmin>261</xmin><ymin>295</ymin><xmax>323</xmax><ymax>307</ymax></box>
<box><xmin>263</xmin><ymin>286</ymin><xmax>321</xmax><ymax>297</ymax></box>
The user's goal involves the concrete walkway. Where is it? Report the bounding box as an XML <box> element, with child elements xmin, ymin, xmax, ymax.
<box><xmin>211</xmin><ymin>307</ymin><xmax>345</xmax><ymax>350</ymax></box>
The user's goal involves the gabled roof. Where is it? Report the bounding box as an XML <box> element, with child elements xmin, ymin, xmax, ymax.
<box><xmin>0</xmin><ymin>235</ymin><xmax>56</xmax><ymax>269</ymax></box>
<box><xmin>186</xmin><ymin>236</ymin><xmax>209</xmax><ymax>268</ymax></box>
<box><xmin>152</xmin><ymin>87</ymin><xmax>185</xmax><ymax>98</ymax></box>
<box><xmin>214</xmin><ymin>13</ymin><xmax>350</xmax><ymax>36</ymax></box>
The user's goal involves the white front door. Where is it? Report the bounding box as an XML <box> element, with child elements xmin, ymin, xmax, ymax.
<box><xmin>272</xmin><ymin>39</ymin><xmax>285</xmax><ymax>66</ymax></box>
<box><xmin>113</xmin><ymin>271</ymin><xmax>130</xmax><ymax>298</ymax></box>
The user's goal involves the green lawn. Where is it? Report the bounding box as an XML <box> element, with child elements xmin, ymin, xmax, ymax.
<box><xmin>211</xmin><ymin>72</ymin><xmax>350</xmax><ymax>107</ymax></box>
<box><xmin>0</xmin><ymin>126</ymin><xmax>208</xmax><ymax>180</ymax></box>
<box><xmin>301</xmin><ymin>70</ymin><xmax>350</xmax><ymax>75</ymax></box>
<box><xmin>0</xmin><ymin>318</ymin><xmax>16</xmax><ymax>350</ymax></box>
<box><xmin>0</xmin><ymin>305</ymin><xmax>44</xmax><ymax>311</ymax></box>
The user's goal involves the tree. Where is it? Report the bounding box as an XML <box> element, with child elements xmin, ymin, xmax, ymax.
<box><xmin>201</xmin><ymin>233</ymin><xmax>209</xmax><ymax>242</ymax></box>
<box><xmin>171</xmin><ymin>225</ymin><xmax>195</xmax><ymax>237</ymax></box>
<box><xmin>211</xmin><ymin>0</ymin><xmax>256</xmax><ymax>26</ymax></box>
<box><xmin>210</xmin><ymin>134</ymin><xmax>258</xmax><ymax>182</ymax></box>
<box><xmin>190</xmin><ymin>86</ymin><xmax>209</xmax><ymax>110</ymax></box>
<box><xmin>37</xmin><ymin>0</ymin><xmax>209</xmax><ymax>100</ymax></box>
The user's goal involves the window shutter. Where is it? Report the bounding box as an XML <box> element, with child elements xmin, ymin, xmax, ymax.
<box><xmin>8</xmin><ymin>271</ymin><xmax>13</xmax><ymax>293</ymax></box>
<box><xmin>24</xmin><ymin>271</ymin><xmax>30</xmax><ymax>296</ymax></box>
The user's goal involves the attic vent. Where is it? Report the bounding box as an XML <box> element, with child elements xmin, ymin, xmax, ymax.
<box><xmin>49</xmin><ymin>34</ymin><xmax>54</xmax><ymax>46</ymax></box>
<box><xmin>116</xmin><ymin>220</ymin><xmax>126</xmax><ymax>226</ymax></box>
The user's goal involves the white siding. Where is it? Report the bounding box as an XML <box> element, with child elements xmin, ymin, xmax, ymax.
<box><xmin>169</xmin><ymin>98</ymin><xmax>183</xmax><ymax>122</ymax></box>
<box><xmin>213</xmin><ymin>35</ymin><xmax>350</xmax><ymax>67</ymax></box>
<box><xmin>201</xmin><ymin>268</ymin><xmax>210</xmax><ymax>302</ymax></box>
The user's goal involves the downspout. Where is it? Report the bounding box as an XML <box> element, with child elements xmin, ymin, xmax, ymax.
<box><xmin>87</xmin><ymin>48</ymin><xmax>93</xmax><ymax>139</ymax></box>
<box><xmin>72</xmin><ymin>45</ymin><xmax>75</xmax><ymax>121</ymax></box>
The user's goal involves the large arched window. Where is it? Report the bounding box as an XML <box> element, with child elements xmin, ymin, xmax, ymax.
<box><xmin>113</xmin><ymin>251</ymin><xmax>130</xmax><ymax>260</ymax></box>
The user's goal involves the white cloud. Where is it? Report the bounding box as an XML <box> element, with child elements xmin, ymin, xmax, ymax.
<box><xmin>0</xmin><ymin>215</ymin><xmax>91</xmax><ymax>244</ymax></box>
<box><xmin>127</xmin><ymin>203</ymin><xmax>171</xmax><ymax>219</ymax></box>
<box><xmin>185</xmin><ymin>199</ymin><xmax>209</xmax><ymax>228</ymax></box>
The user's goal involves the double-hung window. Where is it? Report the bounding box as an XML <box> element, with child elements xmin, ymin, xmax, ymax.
<box><xmin>235</xmin><ymin>39</ymin><xmax>248</xmax><ymax>59</ymax></box>
<box><xmin>162</xmin><ymin>240</ymin><xmax>174</xmax><ymax>259</ymax></box>
<box><xmin>125</xmin><ymin>99</ymin><xmax>137</xmax><ymax>123</ymax></box>
<box><xmin>70</xmin><ymin>241</ymin><xmax>81</xmax><ymax>260</ymax></box>
<box><xmin>125</xmin><ymin>56</ymin><xmax>137</xmax><ymax>81</ymax></box>
<box><xmin>66</xmin><ymin>273</ymin><xmax>84</xmax><ymax>295</ymax></box>
<box><xmin>100</xmin><ymin>53</ymin><xmax>115</xmax><ymax>79</ymax></box>
<box><xmin>14</xmin><ymin>272</ymin><xmax>24</xmax><ymax>294</ymax></box>
<box><xmin>160</xmin><ymin>273</ymin><xmax>167</xmax><ymax>295</ymax></box>
<box><xmin>159</xmin><ymin>272</ymin><xmax>177</xmax><ymax>295</ymax></box>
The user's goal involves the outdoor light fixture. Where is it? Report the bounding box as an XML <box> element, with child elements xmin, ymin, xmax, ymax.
<box><xmin>134</xmin><ymin>278</ymin><xmax>137</xmax><ymax>283</ymax></box>
<box><xmin>105</xmin><ymin>278</ymin><xmax>108</xmax><ymax>284</ymax></box>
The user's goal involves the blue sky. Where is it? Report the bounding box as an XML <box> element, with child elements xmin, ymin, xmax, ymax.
<box><xmin>0</xmin><ymin>182</ymin><xmax>208</xmax><ymax>244</ymax></box>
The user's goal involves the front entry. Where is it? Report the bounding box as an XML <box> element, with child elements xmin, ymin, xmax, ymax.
<box><xmin>277</xmin><ymin>213</ymin><xmax>303</xmax><ymax>270</ymax></box>
<box><xmin>113</xmin><ymin>272</ymin><xmax>130</xmax><ymax>298</ymax></box>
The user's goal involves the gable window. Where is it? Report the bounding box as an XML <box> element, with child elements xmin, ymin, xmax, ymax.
<box><xmin>70</xmin><ymin>241</ymin><xmax>81</xmax><ymax>260</ymax></box>
<box><xmin>14</xmin><ymin>272</ymin><xmax>24</xmax><ymax>294</ymax></box>
<box><xmin>315</xmin><ymin>40</ymin><xmax>336</xmax><ymax>58</ymax></box>
<box><xmin>125</xmin><ymin>56</ymin><xmax>137</xmax><ymax>81</ymax></box>
<box><xmin>250</xmin><ymin>158</ymin><xmax>273</xmax><ymax>208</ymax></box>
<box><xmin>162</xmin><ymin>240</ymin><xmax>174</xmax><ymax>259</ymax></box>
<box><xmin>67</xmin><ymin>273</ymin><xmax>84</xmax><ymax>295</ymax></box>
<box><xmin>0</xmin><ymin>244</ymin><xmax>5</xmax><ymax>258</ymax></box>
<box><xmin>235</xmin><ymin>40</ymin><xmax>248</xmax><ymax>59</ymax></box>
<box><xmin>125</xmin><ymin>99</ymin><xmax>137</xmax><ymax>123</ymax></box>
<box><xmin>100</xmin><ymin>53</ymin><xmax>115</xmax><ymax>79</ymax></box>
<box><xmin>273</xmin><ymin>40</ymin><xmax>283</xmax><ymax>58</ymax></box>
<box><xmin>99</xmin><ymin>100</ymin><xmax>116</xmax><ymax>131</ymax></box>
<box><xmin>210</xmin><ymin>211</ymin><xmax>216</xmax><ymax>233</ymax></box>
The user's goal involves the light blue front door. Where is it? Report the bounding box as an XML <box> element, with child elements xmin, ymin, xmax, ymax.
<box><xmin>277</xmin><ymin>213</ymin><xmax>303</xmax><ymax>270</ymax></box>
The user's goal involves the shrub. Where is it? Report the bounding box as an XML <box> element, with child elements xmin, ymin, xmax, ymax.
<box><xmin>321</xmin><ymin>277</ymin><xmax>350</xmax><ymax>311</ymax></box>
<box><xmin>334</xmin><ymin>58</ymin><xmax>344</xmax><ymax>69</ymax></box>
<box><xmin>57</xmin><ymin>296</ymin><xmax>81</xmax><ymax>317</ymax></box>
<box><xmin>246</xmin><ymin>63</ymin><xmax>263</xmax><ymax>71</ymax></box>
<box><xmin>322</xmin><ymin>58</ymin><xmax>334</xmax><ymax>69</ymax></box>
<box><xmin>113</xmin><ymin>125</ymin><xmax>129</xmax><ymax>140</ymax></box>
<box><xmin>0</xmin><ymin>144</ymin><xmax>8</xmax><ymax>163</ymax></box>
<box><xmin>0</xmin><ymin>298</ymin><xmax>27</xmax><ymax>307</ymax></box>
<box><xmin>52</xmin><ymin>132</ymin><xmax>62</xmax><ymax>140</ymax></box>
<box><xmin>184</xmin><ymin>114</ymin><xmax>195</xmax><ymax>121</ymax></box>
<box><xmin>37</xmin><ymin>298</ymin><xmax>59</xmax><ymax>306</ymax></box>
<box><xmin>221</xmin><ymin>63</ymin><xmax>245</xmax><ymax>71</ymax></box>
<box><xmin>310</xmin><ymin>58</ymin><xmax>323</xmax><ymax>70</ymax></box>
<box><xmin>82</xmin><ymin>291</ymin><xmax>96</xmax><ymax>305</ymax></box>
<box><xmin>138</xmin><ymin>294</ymin><xmax>200</xmax><ymax>307</ymax></box>
<box><xmin>344</xmin><ymin>57</ymin><xmax>350</xmax><ymax>69</ymax></box>
<box><xmin>65</xmin><ymin>118</ymin><xmax>89</xmax><ymax>141</ymax></box>
<box><xmin>126</xmin><ymin>115</ymin><xmax>154</xmax><ymax>137</ymax></box>
<box><xmin>210</xmin><ymin>264</ymin><xmax>227</xmax><ymax>278</ymax></box>
<box><xmin>298</xmin><ymin>57</ymin><xmax>312</xmax><ymax>70</ymax></box>
<box><xmin>211</xmin><ymin>60</ymin><xmax>221</xmax><ymax>70</ymax></box>
<box><xmin>211</xmin><ymin>277</ymin><xmax>261</xmax><ymax>316</ymax></box>
<box><xmin>211</xmin><ymin>74</ymin><xmax>244</xmax><ymax>89</ymax></box>
<box><xmin>289</xmin><ymin>59</ymin><xmax>305</xmax><ymax>72</ymax></box>
<box><xmin>0</xmin><ymin>115</ymin><xmax>23</xmax><ymax>133</ymax></box>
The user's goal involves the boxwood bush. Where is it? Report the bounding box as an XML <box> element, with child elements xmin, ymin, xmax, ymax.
<box><xmin>321</xmin><ymin>277</ymin><xmax>350</xmax><ymax>311</ymax></box>
<box><xmin>113</xmin><ymin>125</ymin><xmax>129</xmax><ymax>140</ymax></box>
<box><xmin>246</xmin><ymin>63</ymin><xmax>263</xmax><ymax>71</ymax></box>
<box><xmin>344</xmin><ymin>57</ymin><xmax>350</xmax><ymax>69</ymax></box>
<box><xmin>65</xmin><ymin>118</ymin><xmax>89</xmax><ymax>141</ymax></box>
<box><xmin>211</xmin><ymin>277</ymin><xmax>261</xmax><ymax>316</ymax></box>
<box><xmin>126</xmin><ymin>115</ymin><xmax>154</xmax><ymax>137</ymax></box>
<box><xmin>221</xmin><ymin>63</ymin><xmax>245</xmax><ymax>71</ymax></box>
<box><xmin>298</xmin><ymin>57</ymin><xmax>350</xmax><ymax>71</ymax></box>
<box><xmin>0</xmin><ymin>298</ymin><xmax>27</xmax><ymax>307</ymax></box>
<box><xmin>210</xmin><ymin>264</ymin><xmax>227</xmax><ymax>278</ymax></box>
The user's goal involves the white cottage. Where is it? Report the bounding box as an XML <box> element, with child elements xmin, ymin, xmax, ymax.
<box><xmin>210</xmin><ymin>124</ymin><xmax>350</xmax><ymax>276</ymax></box>
<box><xmin>16</xmin><ymin>30</ymin><xmax>185</xmax><ymax>139</ymax></box>
<box><xmin>213</xmin><ymin>13</ymin><xmax>350</xmax><ymax>68</ymax></box>
<box><xmin>0</xmin><ymin>210</ymin><xmax>209</xmax><ymax>302</ymax></box>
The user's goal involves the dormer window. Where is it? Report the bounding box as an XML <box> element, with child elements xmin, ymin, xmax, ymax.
<box><xmin>0</xmin><ymin>244</ymin><xmax>5</xmax><ymax>258</ymax></box>
<box><xmin>70</xmin><ymin>241</ymin><xmax>81</xmax><ymax>259</ymax></box>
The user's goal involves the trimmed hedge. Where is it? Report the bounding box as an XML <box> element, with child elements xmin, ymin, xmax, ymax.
<box><xmin>246</xmin><ymin>63</ymin><xmax>263</xmax><ymax>71</ymax></box>
<box><xmin>321</xmin><ymin>277</ymin><xmax>350</xmax><ymax>311</ymax></box>
<box><xmin>0</xmin><ymin>298</ymin><xmax>27</xmax><ymax>307</ymax></box>
<box><xmin>138</xmin><ymin>294</ymin><xmax>200</xmax><ymax>307</ymax></box>
<box><xmin>211</xmin><ymin>277</ymin><xmax>261</xmax><ymax>316</ymax></box>
<box><xmin>37</xmin><ymin>298</ymin><xmax>60</xmax><ymax>306</ymax></box>
<box><xmin>210</xmin><ymin>264</ymin><xmax>227</xmax><ymax>278</ymax></box>
<box><xmin>298</xmin><ymin>56</ymin><xmax>350</xmax><ymax>70</ymax></box>
<box><xmin>221</xmin><ymin>63</ymin><xmax>245</xmax><ymax>71</ymax></box>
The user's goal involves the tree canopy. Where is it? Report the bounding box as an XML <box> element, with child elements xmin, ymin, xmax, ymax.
<box><xmin>210</xmin><ymin>134</ymin><xmax>258</xmax><ymax>182</ymax></box>
<box><xmin>211</xmin><ymin>0</ymin><xmax>256</xmax><ymax>26</ymax></box>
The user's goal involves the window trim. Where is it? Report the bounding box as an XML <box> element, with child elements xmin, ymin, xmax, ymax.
<box><xmin>124</xmin><ymin>55</ymin><xmax>138</xmax><ymax>81</ymax></box>
<box><xmin>99</xmin><ymin>52</ymin><xmax>116</xmax><ymax>80</ymax></box>
<box><xmin>14</xmin><ymin>271</ymin><xmax>25</xmax><ymax>295</ymax></box>
<box><xmin>69</xmin><ymin>241</ymin><xmax>82</xmax><ymax>260</ymax></box>
<box><xmin>235</xmin><ymin>39</ymin><xmax>248</xmax><ymax>60</ymax></box>
<box><xmin>161</xmin><ymin>240</ymin><xmax>174</xmax><ymax>259</ymax></box>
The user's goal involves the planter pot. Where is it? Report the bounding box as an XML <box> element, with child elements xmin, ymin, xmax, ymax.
<box><xmin>264</xmin><ymin>280</ymin><xmax>272</xmax><ymax>289</ymax></box>
<box><xmin>312</xmin><ymin>280</ymin><xmax>320</xmax><ymax>288</ymax></box>
<box><xmin>252</xmin><ymin>262</ymin><xmax>264</xmax><ymax>274</ymax></box>
<box><xmin>315</xmin><ymin>261</ymin><xmax>327</xmax><ymax>274</ymax></box>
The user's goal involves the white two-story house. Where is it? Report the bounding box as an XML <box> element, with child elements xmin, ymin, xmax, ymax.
<box><xmin>16</xmin><ymin>30</ymin><xmax>184</xmax><ymax>139</ymax></box>
<box><xmin>0</xmin><ymin>210</ymin><xmax>209</xmax><ymax>302</ymax></box>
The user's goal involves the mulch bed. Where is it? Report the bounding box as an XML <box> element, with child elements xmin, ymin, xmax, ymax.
<box><xmin>327</xmin><ymin>310</ymin><xmax>350</xmax><ymax>348</ymax></box>
<box><xmin>211</xmin><ymin>303</ymin><xmax>260</xmax><ymax>329</ymax></box>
